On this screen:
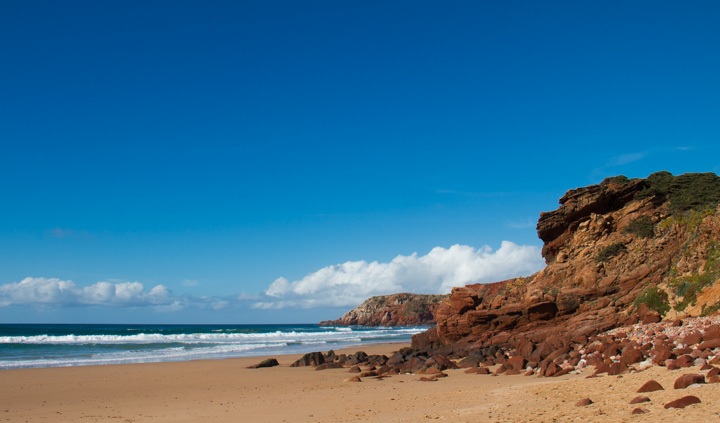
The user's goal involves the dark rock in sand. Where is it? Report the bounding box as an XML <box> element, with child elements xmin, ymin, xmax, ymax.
<box><xmin>631</xmin><ymin>408</ymin><xmax>649</xmax><ymax>414</ymax></box>
<box><xmin>674</xmin><ymin>374</ymin><xmax>705</xmax><ymax>389</ymax></box>
<box><xmin>290</xmin><ymin>352</ymin><xmax>325</xmax><ymax>367</ymax></box>
<box><xmin>344</xmin><ymin>351</ymin><xmax>369</xmax><ymax>366</ymax></box>
<box><xmin>707</xmin><ymin>367</ymin><xmax>720</xmax><ymax>378</ymax></box>
<box><xmin>315</xmin><ymin>362</ymin><xmax>344</xmax><ymax>371</ymax></box>
<box><xmin>247</xmin><ymin>358</ymin><xmax>280</xmax><ymax>369</ymax></box>
<box><xmin>427</xmin><ymin>354</ymin><xmax>458</xmax><ymax>371</ymax></box>
<box><xmin>664</xmin><ymin>396</ymin><xmax>701</xmax><ymax>409</ymax></box>
<box><xmin>637</xmin><ymin>380</ymin><xmax>664</xmax><ymax>393</ymax></box>
<box><xmin>348</xmin><ymin>365</ymin><xmax>361</xmax><ymax>373</ymax></box>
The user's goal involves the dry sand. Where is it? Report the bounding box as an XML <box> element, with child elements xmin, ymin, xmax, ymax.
<box><xmin>2</xmin><ymin>343</ymin><xmax>718</xmax><ymax>422</ymax></box>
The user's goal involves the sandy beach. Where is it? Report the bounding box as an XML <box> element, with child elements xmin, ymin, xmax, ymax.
<box><xmin>2</xmin><ymin>342</ymin><xmax>718</xmax><ymax>423</ymax></box>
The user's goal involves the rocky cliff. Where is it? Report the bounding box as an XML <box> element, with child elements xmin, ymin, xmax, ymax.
<box><xmin>320</xmin><ymin>293</ymin><xmax>448</xmax><ymax>326</ymax></box>
<box><xmin>412</xmin><ymin>172</ymin><xmax>720</xmax><ymax>366</ymax></box>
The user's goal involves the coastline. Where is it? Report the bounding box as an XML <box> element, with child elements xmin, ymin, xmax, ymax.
<box><xmin>3</xmin><ymin>342</ymin><xmax>718</xmax><ymax>422</ymax></box>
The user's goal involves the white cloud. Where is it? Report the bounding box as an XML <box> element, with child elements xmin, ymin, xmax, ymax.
<box><xmin>610</xmin><ymin>152</ymin><xmax>648</xmax><ymax>166</ymax></box>
<box><xmin>0</xmin><ymin>277</ymin><xmax>175</xmax><ymax>308</ymax></box>
<box><xmin>253</xmin><ymin>242</ymin><xmax>544</xmax><ymax>309</ymax></box>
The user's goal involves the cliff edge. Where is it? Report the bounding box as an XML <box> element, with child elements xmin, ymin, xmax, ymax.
<box><xmin>412</xmin><ymin>172</ymin><xmax>720</xmax><ymax>367</ymax></box>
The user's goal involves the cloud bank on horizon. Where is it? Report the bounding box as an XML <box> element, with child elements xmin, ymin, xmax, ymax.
<box><xmin>254</xmin><ymin>242</ymin><xmax>544</xmax><ymax>309</ymax></box>
<box><xmin>0</xmin><ymin>277</ymin><xmax>182</xmax><ymax>310</ymax></box>
<box><xmin>0</xmin><ymin>242</ymin><xmax>545</xmax><ymax>312</ymax></box>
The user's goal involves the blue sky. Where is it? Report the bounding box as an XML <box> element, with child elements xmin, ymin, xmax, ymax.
<box><xmin>1</xmin><ymin>1</ymin><xmax>719</xmax><ymax>323</ymax></box>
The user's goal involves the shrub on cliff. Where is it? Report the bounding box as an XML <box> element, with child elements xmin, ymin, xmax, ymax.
<box><xmin>602</xmin><ymin>175</ymin><xmax>630</xmax><ymax>185</ymax></box>
<box><xmin>634</xmin><ymin>286</ymin><xmax>670</xmax><ymax>317</ymax></box>
<box><xmin>670</xmin><ymin>241</ymin><xmax>720</xmax><ymax>312</ymax></box>
<box><xmin>637</xmin><ymin>171</ymin><xmax>720</xmax><ymax>214</ymax></box>
<box><xmin>595</xmin><ymin>242</ymin><xmax>627</xmax><ymax>262</ymax></box>
<box><xmin>622</xmin><ymin>216</ymin><xmax>655</xmax><ymax>238</ymax></box>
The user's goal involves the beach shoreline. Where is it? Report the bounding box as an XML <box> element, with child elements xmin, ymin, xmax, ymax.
<box><xmin>2</xmin><ymin>342</ymin><xmax>718</xmax><ymax>422</ymax></box>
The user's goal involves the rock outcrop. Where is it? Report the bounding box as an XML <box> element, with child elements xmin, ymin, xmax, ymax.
<box><xmin>320</xmin><ymin>293</ymin><xmax>448</xmax><ymax>326</ymax></box>
<box><xmin>412</xmin><ymin>172</ymin><xmax>720</xmax><ymax>367</ymax></box>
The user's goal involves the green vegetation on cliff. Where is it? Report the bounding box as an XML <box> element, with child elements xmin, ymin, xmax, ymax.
<box><xmin>637</xmin><ymin>171</ymin><xmax>720</xmax><ymax>214</ymax></box>
<box><xmin>669</xmin><ymin>241</ymin><xmax>720</xmax><ymax>312</ymax></box>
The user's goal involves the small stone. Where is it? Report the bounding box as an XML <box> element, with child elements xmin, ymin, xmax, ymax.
<box><xmin>629</xmin><ymin>396</ymin><xmax>650</xmax><ymax>404</ymax></box>
<box><xmin>344</xmin><ymin>376</ymin><xmax>361</xmax><ymax>382</ymax></box>
<box><xmin>631</xmin><ymin>408</ymin><xmax>649</xmax><ymax>414</ymax></box>
<box><xmin>247</xmin><ymin>358</ymin><xmax>280</xmax><ymax>369</ymax></box>
<box><xmin>664</xmin><ymin>396</ymin><xmax>701</xmax><ymax>409</ymax></box>
<box><xmin>637</xmin><ymin>380</ymin><xmax>664</xmax><ymax>393</ymax></box>
<box><xmin>575</xmin><ymin>398</ymin><xmax>593</xmax><ymax>407</ymax></box>
<box><xmin>674</xmin><ymin>374</ymin><xmax>705</xmax><ymax>389</ymax></box>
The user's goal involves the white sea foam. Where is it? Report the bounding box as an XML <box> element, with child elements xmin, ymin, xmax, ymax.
<box><xmin>0</xmin><ymin>325</ymin><xmax>427</xmax><ymax>369</ymax></box>
<box><xmin>0</xmin><ymin>327</ymin><xmax>423</xmax><ymax>345</ymax></box>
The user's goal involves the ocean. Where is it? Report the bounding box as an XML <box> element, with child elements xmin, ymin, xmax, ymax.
<box><xmin>0</xmin><ymin>323</ymin><xmax>426</xmax><ymax>370</ymax></box>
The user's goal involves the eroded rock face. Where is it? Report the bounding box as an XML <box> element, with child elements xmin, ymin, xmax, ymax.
<box><xmin>412</xmin><ymin>175</ymin><xmax>720</xmax><ymax>366</ymax></box>
<box><xmin>320</xmin><ymin>293</ymin><xmax>448</xmax><ymax>326</ymax></box>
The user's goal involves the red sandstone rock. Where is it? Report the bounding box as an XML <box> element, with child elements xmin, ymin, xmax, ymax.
<box><xmin>629</xmin><ymin>396</ymin><xmax>651</xmax><ymax>404</ymax></box>
<box><xmin>676</xmin><ymin>355</ymin><xmax>694</xmax><ymax>368</ymax></box>
<box><xmin>552</xmin><ymin>367</ymin><xmax>574</xmax><ymax>377</ymax></box>
<box><xmin>697</xmin><ymin>339</ymin><xmax>720</xmax><ymax>350</ymax></box>
<box><xmin>682</xmin><ymin>331</ymin><xmax>703</xmax><ymax>346</ymax></box>
<box><xmin>544</xmin><ymin>362</ymin><xmax>560</xmax><ymax>377</ymax></box>
<box><xmin>637</xmin><ymin>380</ymin><xmax>664</xmax><ymax>393</ymax></box>
<box><xmin>631</xmin><ymin>408</ymin><xmax>649</xmax><ymax>414</ymax></box>
<box><xmin>575</xmin><ymin>398</ymin><xmax>593</xmax><ymax>407</ymax></box>
<box><xmin>621</xmin><ymin>347</ymin><xmax>644</xmax><ymax>365</ymax></box>
<box><xmin>674</xmin><ymin>374</ymin><xmax>705</xmax><ymax>389</ymax></box>
<box><xmin>608</xmin><ymin>362</ymin><xmax>629</xmax><ymax>376</ymax></box>
<box><xmin>703</xmin><ymin>325</ymin><xmax>720</xmax><ymax>341</ymax></box>
<box><xmin>664</xmin><ymin>396</ymin><xmax>701</xmax><ymax>409</ymax></box>
<box><xmin>507</xmin><ymin>356</ymin><xmax>527</xmax><ymax>371</ymax></box>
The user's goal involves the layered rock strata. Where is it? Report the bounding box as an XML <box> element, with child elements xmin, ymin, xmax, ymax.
<box><xmin>412</xmin><ymin>173</ymin><xmax>720</xmax><ymax>368</ymax></box>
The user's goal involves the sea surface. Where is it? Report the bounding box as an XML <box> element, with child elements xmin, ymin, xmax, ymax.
<box><xmin>0</xmin><ymin>323</ymin><xmax>426</xmax><ymax>370</ymax></box>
